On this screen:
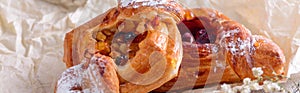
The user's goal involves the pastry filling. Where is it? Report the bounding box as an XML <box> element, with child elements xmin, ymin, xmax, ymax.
<box><xmin>178</xmin><ymin>17</ymin><xmax>216</xmax><ymax>44</ymax></box>
<box><xmin>94</xmin><ymin>20</ymin><xmax>148</xmax><ymax>66</ymax></box>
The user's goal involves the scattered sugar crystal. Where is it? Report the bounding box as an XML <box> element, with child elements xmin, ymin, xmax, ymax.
<box><xmin>263</xmin><ymin>81</ymin><xmax>282</xmax><ymax>92</ymax></box>
<box><xmin>249</xmin><ymin>82</ymin><xmax>262</xmax><ymax>90</ymax></box>
<box><xmin>252</xmin><ymin>67</ymin><xmax>263</xmax><ymax>77</ymax></box>
<box><xmin>243</xmin><ymin>78</ymin><xmax>251</xmax><ymax>85</ymax></box>
<box><xmin>221</xmin><ymin>84</ymin><xmax>234</xmax><ymax>93</ymax></box>
<box><xmin>240</xmin><ymin>86</ymin><xmax>251</xmax><ymax>93</ymax></box>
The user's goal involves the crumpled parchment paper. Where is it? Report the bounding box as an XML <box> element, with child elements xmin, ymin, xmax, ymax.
<box><xmin>0</xmin><ymin>0</ymin><xmax>299</xmax><ymax>93</ymax></box>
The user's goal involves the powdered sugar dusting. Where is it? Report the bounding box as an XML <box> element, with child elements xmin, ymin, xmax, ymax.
<box><xmin>56</xmin><ymin>63</ymin><xmax>84</xmax><ymax>93</ymax></box>
<box><xmin>218</xmin><ymin>28</ymin><xmax>255</xmax><ymax>68</ymax></box>
<box><xmin>119</xmin><ymin>0</ymin><xmax>173</xmax><ymax>8</ymax></box>
<box><xmin>219</xmin><ymin>29</ymin><xmax>252</xmax><ymax>56</ymax></box>
<box><xmin>56</xmin><ymin>57</ymin><xmax>107</xmax><ymax>93</ymax></box>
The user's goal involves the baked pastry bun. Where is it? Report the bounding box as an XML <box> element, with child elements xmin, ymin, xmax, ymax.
<box><xmin>55</xmin><ymin>53</ymin><xmax>119</xmax><ymax>93</ymax></box>
<box><xmin>155</xmin><ymin>8</ymin><xmax>286</xmax><ymax>92</ymax></box>
<box><xmin>63</xmin><ymin>0</ymin><xmax>184</xmax><ymax>92</ymax></box>
<box><xmin>60</xmin><ymin>0</ymin><xmax>287</xmax><ymax>92</ymax></box>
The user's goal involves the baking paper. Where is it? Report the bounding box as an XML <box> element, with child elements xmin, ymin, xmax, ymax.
<box><xmin>0</xmin><ymin>0</ymin><xmax>299</xmax><ymax>93</ymax></box>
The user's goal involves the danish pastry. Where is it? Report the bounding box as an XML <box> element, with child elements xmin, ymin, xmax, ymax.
<box><xmin>155</xmin><ymin>8</ymin><xmax>286</xmax><ymax>92</ymax></box>
<box><xmin>58</xmin><ymin>0</ymin><xmax>286</xmax><ymax>92</ymax></box>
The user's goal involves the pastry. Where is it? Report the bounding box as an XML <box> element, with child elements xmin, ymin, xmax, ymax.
<box><xmin>59</xmin><ymin>0</ymin><xmax>287</xmax><ymax>92</ymax></box>
<box><xmin>155</xmin><ymin>8</ymin><xmax>286</xmax><ymax>92</ymax></box>
<box><xmin>62</xmin><ymin>0</ymin><xmax>184</xmax><ymax>92</ymax></box>
<box><xmin>55</xmin><ymin>53</ymin><xmax>119</xmax><ymax>93</ymax></box>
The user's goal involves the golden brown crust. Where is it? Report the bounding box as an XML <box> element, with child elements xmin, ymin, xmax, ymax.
<box><xmin>251</xmin><ymin>35</ymin><xmax>286</xmax><ymax>77</ymax></box>
<box><xmin>154</xmin><ymin>44</ymin><xmax>241</xmax><ymax>92</ymax></box>
<box><xmin>63</xmin><ymin>31</ymin><xmax>74</xmax><ymax>68</ymax></box>
<box><xmin>63</xmin><ymin>9</ymin><xmax>115</xmax><ymax>68</ymax></box>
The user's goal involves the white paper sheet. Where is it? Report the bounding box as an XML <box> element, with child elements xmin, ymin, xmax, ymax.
<box><xmin>0</xmin><ymin>0</ymin><xmax>299</xmax><ymax>93</ymax></box>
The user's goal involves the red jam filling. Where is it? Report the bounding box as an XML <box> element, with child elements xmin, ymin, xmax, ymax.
<box><xmin>178</xmin><ymin>17</ymin><xmax>216</xmax><ymax>44</ymax></box>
